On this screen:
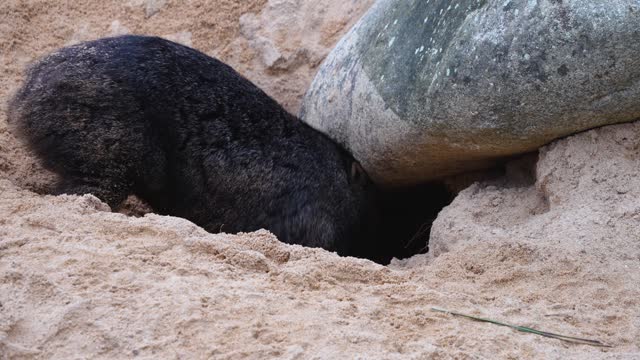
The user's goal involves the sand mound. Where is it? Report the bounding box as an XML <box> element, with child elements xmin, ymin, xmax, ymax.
<box><xmin>1</xmin><ymin>0</ymin><xmax>639</xmax><ymax>358</ymax></box>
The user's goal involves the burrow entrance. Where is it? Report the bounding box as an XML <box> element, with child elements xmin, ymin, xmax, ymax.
<box><xmin>350</xmin><ymin>181</ymin><xmax>455</xmax><ymax>265</ymax></box>
<box><xmin>350</xmin><ymin>153</ymin><xmax>539</xmax><ymax>265</ymax></box>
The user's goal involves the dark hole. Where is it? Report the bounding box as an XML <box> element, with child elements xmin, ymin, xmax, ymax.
<box><xmin>349</xmin><ymin>152</ymin><xmax>540</xmax><ymax>265</ymax></box>
<box><xmin>350</xmin><ymin>181</ymin><xmax>454</xmax><ymax>265</ymax></box>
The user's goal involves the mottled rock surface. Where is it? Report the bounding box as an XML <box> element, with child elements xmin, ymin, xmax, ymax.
<box><xmin>302</xmin><ymin>0</ymin><xmax>640</xmax><ymax>185</ymax></box>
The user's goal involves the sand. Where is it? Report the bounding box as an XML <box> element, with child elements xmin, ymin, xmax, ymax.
<box><xmin>1</xmin><ymin>1</ymin><xmax>639</xmax><ymax>359</ymax></box>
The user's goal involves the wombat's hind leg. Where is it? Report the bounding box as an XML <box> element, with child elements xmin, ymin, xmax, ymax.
<box><xmin>54</xmin><ymin>176</ymin><xmax>130</xmax><ymax>210</ymax></box>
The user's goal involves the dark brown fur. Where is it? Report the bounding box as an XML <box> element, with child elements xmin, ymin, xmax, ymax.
<box><xmin>8</xmin><ymin>35</ymin><xmax>377</xmax><ymax>255</ymax></box>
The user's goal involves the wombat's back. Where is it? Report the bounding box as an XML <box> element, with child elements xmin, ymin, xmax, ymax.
<box><xmin>9</xmin><ymin>35</ymin><xmax>288</xmax><ymax>152</ymax></box>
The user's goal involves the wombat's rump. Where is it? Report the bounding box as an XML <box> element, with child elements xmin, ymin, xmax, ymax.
<box><xmin>8</xmin><ymin>35</ymin><xmax>376</xmax><ymax>255</ymax></box>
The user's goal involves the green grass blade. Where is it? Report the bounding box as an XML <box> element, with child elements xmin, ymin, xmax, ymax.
<box><xmin>431</xmin><ymin>307</ymin><xmax>612</xmax><ymax>347</ymax></box>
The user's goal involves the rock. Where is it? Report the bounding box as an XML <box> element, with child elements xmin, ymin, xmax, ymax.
<box><xmin>163</xmin><ymin>31</ymin><xmax>192</xmax><ymax>47</ymax></box>
<box><xmin>109</xmin><ymin>20</ymin><xmax>130</xmax><ymax>36</ymax></box>
<box><xmin>144</xmin><ymin>0</ymin><xmax>167</xmax><ymax>18</ymax></box>
<box><xmin>66</xmin><ymin>23</ymin><xmax>92</xmax><ymax>46</ymax></box>
<box><xmin>301</xmin><ymin>0</ymin><xmax>640</xmax><ymax>186</ymax></box>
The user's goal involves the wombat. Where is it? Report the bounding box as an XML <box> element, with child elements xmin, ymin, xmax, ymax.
<box><xmin>8</xmin><ymin>35</ymin><xmax>377</xmax><ymax>255</ymax></box>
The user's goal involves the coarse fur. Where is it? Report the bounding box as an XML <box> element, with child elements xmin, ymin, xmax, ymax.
<box><xmin>8</xmin><ymin>35</ymin><xmax>377</xmax><ymax>255</ymax></box>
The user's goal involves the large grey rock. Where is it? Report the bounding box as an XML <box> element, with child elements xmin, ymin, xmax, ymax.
<box><xmin>301</xmin><ymin>0</ymin><xmax>640</xmax><ymax>186</ymax></box>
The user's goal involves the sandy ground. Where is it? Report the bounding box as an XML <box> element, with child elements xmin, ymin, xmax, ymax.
<box><xmin>1</xmin><ymin>1</ymin><xmax>640</xmax><ymax>359</ymax></box>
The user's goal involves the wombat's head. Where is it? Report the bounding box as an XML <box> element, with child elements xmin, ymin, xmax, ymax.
<box><xmin>311</xmin><ymin>150</ymin><xmax>380</xmax><ymax>257</ymax></box>
<box><xmin>338</xmin><ymin>159</ymin><xmax>380</xmax><ymax>256</ymax></box>
<box><xmin>267</xmin><ymin>146</ymin><xmax>379</xmax><ymax>257</ymax></box>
